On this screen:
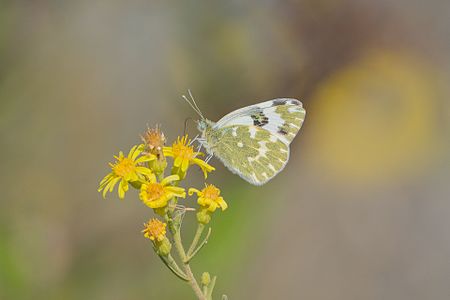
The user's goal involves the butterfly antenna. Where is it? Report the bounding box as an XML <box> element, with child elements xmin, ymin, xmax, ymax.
<box><xmin>181</xmin><ymin>93</ymin><xmax>204</xmax><ymax>119</ymax></box>
<box><xmin>188</xmin><ymin>89</ymin><xmax>203</xmax><ymax>118</ymax></box>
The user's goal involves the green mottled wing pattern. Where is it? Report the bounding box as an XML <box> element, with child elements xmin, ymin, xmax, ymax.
<box><xmin>208</xmin><ymin>125</ymin><xmax>290</xmax><ymax>185</ymax></box>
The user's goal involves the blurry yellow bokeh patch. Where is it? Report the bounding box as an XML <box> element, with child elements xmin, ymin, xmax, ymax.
<box><xmin>307</xmin><ymin>50</ymin><xmax>440</xmax><ymax>184</ymax></box>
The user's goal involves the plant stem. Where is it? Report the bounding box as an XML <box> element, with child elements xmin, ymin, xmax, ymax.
<box><xmin>206</xmin><ymin>276</ymin><xmax>217</xmax><ymax>300</ymax></box>
<box><xmin>186</xmin><ymin>227</ymin><xmax>211</xmax><ymax>263</ymax></box>
<box><xmin>170</xmin><ymin>218</ymin><xmax>206</xmax><ymax>300</ymax></box>
<box><xmin>157</xmin><ymin>254</ymin><xmax>188</xmax><ymax>281</ymax></box>
<box><xmin>187</xmin><ymin>223</ymin><xmax>205</xmax><ymax>256</ymax></box>
<box><xmin>184</xmin><ymin>264</ymin><xmax>206</xmax><ymax>300</ymax></box>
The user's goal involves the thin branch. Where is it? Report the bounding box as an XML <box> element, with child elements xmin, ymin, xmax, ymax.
<box><xmin>158</xmin><ymin>254</ymin><xmax>188</xmax><ymax>281</ymax></box>
<box><xmin>185</xmin><ymin>227</ymin><xmax>212</xmax><ymax>263</ymax></box>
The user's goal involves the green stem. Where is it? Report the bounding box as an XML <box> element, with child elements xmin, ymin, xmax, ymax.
<box><xmin>184</xmin><ymin>264</ymin><xmax>206</xmax><ymax>300</ymax></box>
<box><xmin>158</xmin><ymin>254</ymin><xmax>188</xmax><ymax>281</ymax></box>
<box><xmin>156</xmin><ymin>173</ymin><xmax>164</xmax><ymax>181</ymax></box>
<box><xmin>186</xmin><ymin>227</ymin><xmax>211</xmax><ymax>263</ymax></box>
<box><xmin>187</xmin><ymin>223</ymin><xmax>205</xmax><ymax>256</ymax></box>
<box><xmin>206</xmin><ymin>276</ymin><xmax>217</xmax><ymax>300</ymax></box>
<box><xmin>169</xmin><ymin>216</ymin><xmax>206</xmax><ymax>300</ymax></box>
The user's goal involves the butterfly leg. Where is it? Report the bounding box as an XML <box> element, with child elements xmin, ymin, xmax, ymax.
<box><xmin>174</xmin><ymin>204</ymin><xmax>195</xmax><ymax>212</ymax></box>
<box><xmin>189</xmin><ymin>134</ymin><xmax>199</xmax><ymax>145</ymax></box>
<box><xmin>205</xmin><ymin>153</ymin><xmax>214</xmax><ymax>163</ymax></box>
<box><xmin>193</xmin><ymin>137</ymin><xmax>206</xmax><ymax>153</ymax></box>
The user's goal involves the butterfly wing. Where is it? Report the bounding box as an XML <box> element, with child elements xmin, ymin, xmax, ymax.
<box><xmin>210</xmin><ymin>125</ymin><xmax>290</xmax><ymax>185</ymax></box>
<box><xmin>207</xmin><ymin>99</ymin><xmax>306</xmax><ymax>185</ymax></box>
<box><xmin>213</xmin><ymin>98</ymin><xmax>305</xmax><ymax>144</ymax></box>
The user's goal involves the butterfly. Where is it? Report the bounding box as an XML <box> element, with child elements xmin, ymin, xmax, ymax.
<box><xmin>182</xmin><ymin>91</ymin><xmax>306</xmax><ymax>185</ymax></box>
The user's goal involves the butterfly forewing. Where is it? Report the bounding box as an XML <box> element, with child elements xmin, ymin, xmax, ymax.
<box><xmin>214</xmin><ymin>98</ymin><xmax>305</xmax><ymax>144</ymax></box>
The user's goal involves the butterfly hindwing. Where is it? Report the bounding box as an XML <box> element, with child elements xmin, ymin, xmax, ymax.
<box><xmin>210</xmin><ymin>125</ymin><xmax>290</xmax><ymax>185</ymax></box>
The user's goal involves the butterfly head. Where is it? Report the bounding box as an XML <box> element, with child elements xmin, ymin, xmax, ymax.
<box><xmin>196</xmin><ymin>118</ymin><xmax>214</xmax><ymax>133</ymax></box>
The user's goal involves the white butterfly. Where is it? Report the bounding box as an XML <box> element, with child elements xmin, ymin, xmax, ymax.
<box><xmin>183</xmin><ymin>91</ymin><xmax>306</xmax><ymax>185</ymax></box>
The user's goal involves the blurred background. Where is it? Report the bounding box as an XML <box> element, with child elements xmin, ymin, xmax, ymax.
<box><xmin>1</xmin><ymin>1</ymin><xmax>449</xmax><ymax>299</ymax></box>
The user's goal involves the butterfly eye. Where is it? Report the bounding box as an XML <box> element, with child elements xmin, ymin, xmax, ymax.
<box><xmin>197</xmin><ymin>120</ymin><xmax>207</xmax><ymax>131</ymax></box>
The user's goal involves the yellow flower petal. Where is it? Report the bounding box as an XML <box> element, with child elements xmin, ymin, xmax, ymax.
<box><xmin>127</xmin><ymin>145</ymin><xmax>138</xmax><ymax>159</ymax></box>
<box><xmin>193</xmin><ymin>158</ymin><xmax>215</xmax><ymax>178</ymax></box>
<box><xmin>174</xmin><ymin>156</ymin><xmax>183</xmax><ymax>168</ymax></box>
<box><xmin>135</xmin><ymin>166</ymin><xmax>153</xmax><ymax>176</ymax></box>
<box><xmin>217</xmin><ymin>197</ymin><xmax>228</xmax><ymax>211</ymax></box>
<box><xmin>207</xmin><ymin>201</ymin><xmax>218</xmax><ymax>212</ymax></box>
<box><xmin>181</xmin><ymin>158</ymin><xmax>190</xmax><ymax>172</ymax></box>
<box><xmin>148</xmin><ymin>173</ymin><xmax>157</xmax><ymax>183</ymax></box>
<box><xmin>119</xmin><ymin>179</ymin><xmax>129</xmax><ymax>198</ymax></box>
<box><xmin>102</xmin><ymin>179</ymin><xmax>113</xmax><ymax>198</ymax></box>
<box><xmin>161</xmin><ymin>174</ymin><xmax>180</xmax><ymax>186</ymax></box>
<box><xmin>188</xmin><ymin>188</ymin><xmax>201</xmax><ymax>196</ymax></box>
<box><xmin>135</xmin><ymin>155</ymin><xmax>156</xmax><ymax>164</ymax></box>
<box><xmin>165</xmin><ymin>186</ymin><xmax>186</xmax><ymax>198</ymax></box>
<box><xmin>162</xmin><ymin>147</ymin><xmax>173</xmax><ymax>157</ymax></box>
<box><xmin>99</xmin><ymin>173</ymin><xmax>113</xmax><ymax>188</ymax></box>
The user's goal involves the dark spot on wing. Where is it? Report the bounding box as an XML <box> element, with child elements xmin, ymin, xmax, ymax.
<box><xmin>288</xmin><ymin>99</ymin><xmax>301</xmax><ymax>106</ymax></box>
<box><xmin>251</xmin><ymin>111</ymin><xmax>269</xmax><ymax>127</ymax></box>
<box><xmin>272</xmin><ymin>99</ymin><xmax>301</xmax><ymax>106</ymax></box>
<box><xmin>272</xmin><ymin>99</ymin><xmax>287</xmax><ymax>106</ymax></box>
<box><xmin>278</xmin><ymin>128</ymin><xmax>288</xmax><ymax>135</ymax></box>
<box><xmin>278</xmin><ymin>123</ymin><xmax>290</xmax><ymax>135</ymax></box>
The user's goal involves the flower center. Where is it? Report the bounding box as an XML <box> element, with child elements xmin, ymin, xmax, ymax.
<box><xmin>172</xmin><ymin>137</ymin><xmax>195</xmax><ymax>160</ymax></box>
<box><xmin>203</xmin><ymin>185</ymin><xmax>219</xmax><ymax>201</ymax></box>
<box><xmin>143</xmin><ymin>219</ymin><xmax>166</xmax><ymax>241</ymax></box>
<box><xmin>146</xmin><ymin>183</ymin><xmax>165</xmax><ymax>201</ymax></box>
<box><xmin>113</xmin><ymin>158</ymin><xmax>136</xmax><ymax>177</ymax></box>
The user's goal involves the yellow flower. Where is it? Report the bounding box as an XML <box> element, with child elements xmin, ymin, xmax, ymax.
<box><xmin>142</xmin><ymin>219</ymin><xmax>172</xmax><ymax>256</ymax></box>
<box><xmin>189</xmin><ymin>184</ymin><xmax>227</xmax><ymax>212</ymax></box>
<box><xmin>140</xmin><ymin>174</ymin><xmax>186</xmax><ymax>209</ymax></box>
<box><xmin>98</xmin><ymin>144</ymin><xmax>155</xmax><ymax>199</ymax></box>
<box><xmin>163</xmin><ymin>135</ymin><xmax>215</xmax><ymax>180</ymax></box>
<box><xmin>142</xmin><ymin>218</ymin><xmax>167</xmax><ymax>242</ymax></box>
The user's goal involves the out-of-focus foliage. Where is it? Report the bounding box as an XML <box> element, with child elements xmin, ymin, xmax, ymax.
<box><xmin>308</xmin><ymin>50</ymin><xmax>442</xmax><ymax>184</ymax></box>
<box><xmin>1</xmin><ymin>1</ymin><xmax>449</xmax><ymax>300</ymax></box>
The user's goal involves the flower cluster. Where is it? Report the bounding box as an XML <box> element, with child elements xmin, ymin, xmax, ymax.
<box><xmin>98</xmin><ymin>126</ymin><xmax>228</xmax><ymax>299</ymax></box>
<box><xmin>98</xmin><ymin>129</ymin><xmax>220</xmax><ymax>207</ymax></box>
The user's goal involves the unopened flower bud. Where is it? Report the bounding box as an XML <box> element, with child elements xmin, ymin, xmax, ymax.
<box><xmin>201</xmin><ymin>272</ymin><xmax>211</xmax><ymax>286</ymax></box>
<box><xmin>196</xmin><ymin>208</ymin><xmax>211</xmax><ymax>224</ymax></box>
<box><xmin>149</xmin><ymin>155</ymin><xmax>168</xmax><ymax>175</ymax></box>
<box><xmin>156</xmin><ymin>237</ymin><xmax>172</xmax><ymax>256</ymax></box>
